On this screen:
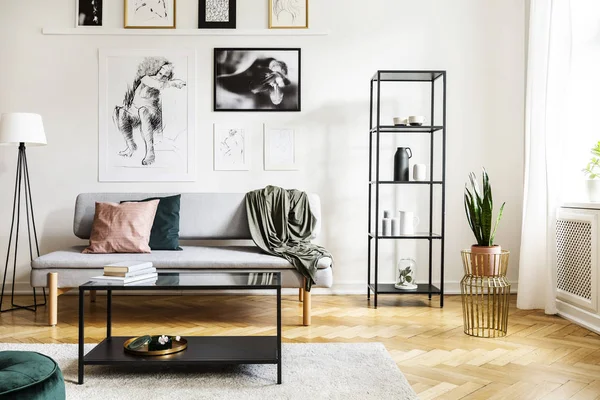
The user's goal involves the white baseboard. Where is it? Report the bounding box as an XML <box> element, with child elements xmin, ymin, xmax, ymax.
<box><xmin>556</xmin><ymin>299</ymin><xmax>600</xmax><ymax>335</ymax></box>
<box><xmin>7</xmin><ymin>281</ymin><xmax>519</xmax><ymax>296</ymax></box>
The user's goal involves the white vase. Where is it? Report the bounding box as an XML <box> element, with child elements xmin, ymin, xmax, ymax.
<box><xmin>587</xmin><ymin>179</ymin><xmax>600</xmax><ymax>202</ymax></box>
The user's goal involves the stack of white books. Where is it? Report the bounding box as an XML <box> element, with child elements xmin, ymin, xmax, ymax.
<box><xmin>91</xmin><ymin>261</ymin><xmax>157</xmax><ymax>285</ymax></box>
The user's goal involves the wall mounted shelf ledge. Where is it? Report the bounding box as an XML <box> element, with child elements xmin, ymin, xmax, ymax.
<box><xmin>41</xmin><ymin>28</ymin><xmax>330</xmax><ymax>37</ymax></box>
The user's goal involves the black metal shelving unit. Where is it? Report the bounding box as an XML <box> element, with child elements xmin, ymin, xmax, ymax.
<box><xmin>367</xmin><ymin>70</ymin><xmax>446</xmax><ymax>308</ymax></box>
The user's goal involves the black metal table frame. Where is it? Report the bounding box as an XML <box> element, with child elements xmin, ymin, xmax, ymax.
<box><xmin>78</xmin><ymin>273</ymin><xmax>282</xmax><ymax>385</ymax></box>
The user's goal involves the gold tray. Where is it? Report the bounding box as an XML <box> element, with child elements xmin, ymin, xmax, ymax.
<box><xmin>124</xmin><ymin>336</ymin><xmax>188</xmax><ymax>356</ymax></box>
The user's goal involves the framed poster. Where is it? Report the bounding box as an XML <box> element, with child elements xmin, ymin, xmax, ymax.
<box><xmin>269</xmin><ymin>0</ymin><xmax>308</xmax><ymax>29</ymax></box>
<box><xmin>76</xmin><ymin>0</ymin><xmax>103</xmax><ymax>26</ymax></box>
<box><xmin>98</xmin><ymin>48</ymin><xmax>196</xmax><ymax>182</ymax></box>
<box><xmin>199</xmin><ymin>0</ymin><xmax>236</xmax><ymax>29</ymax></box>
<box><xmin>264</xmin><ymin>126</ymin><xmax>297</xmax><ymax>170</ymax></box>
<box><xmin>125</xmin><ymin>0</ymin><xmax>176</xmax><ymax>28</ymax></box>
<box><xmin>214</xmin><ymin>48</ymin><xmax>301</xmax><ymax>112</ymax></box>
<box><xmin>213</xmin><ymin>124</ymin><xmax>250</xmax><ymax>170</ymax></box>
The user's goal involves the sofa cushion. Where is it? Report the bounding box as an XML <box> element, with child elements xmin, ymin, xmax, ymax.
<box><xmin>33</xmin><ymin>246</ymin><xmax>332</xmax><ymax>270</ymax></box>
<box><xmin>83</xmin><ymin>201</ymin><xmax>159</xmax><ymax>254</ymax></box>
<box><xmin>122</xmin><ymin>194</ymin><xmax>182</xmax><ymax>251</ymax></box>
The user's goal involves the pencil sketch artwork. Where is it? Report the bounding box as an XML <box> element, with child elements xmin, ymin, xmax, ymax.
<box><xmin>270</xmin><ymin>0</ymin><xmax>307</xmax><ymax>28</ymax></box>
<box><xmin>264</xmin><ymin>127</ymin><xmax>297</xmax><ymax>170</ymax></box>
<box><xmin>214</xmin><ymin>124</ymin><xmax>249</xmax><ymax>170</ymax></box>
<box><xmin>214</xmin><ymin>48</ymin><xmax>301</xmax><ymax>111</ymax></box>
<box><xmin>99</xmin><ymin>49</ymin><xmax>196</xmax><ymax>182</ymax></box>
<box><xmin>125</xmin><ymin>0</ymin><xmax>175</xmax><ymax>28</ymax></box>
<box><xmin>77</xmin><ymin>0</ymin><xmax>102</xmax><ymax>26</ymax></box>
<box><xmin>114</xmin><ymin>57</ymin><xmax>186</xmax><ymax>166</ymax></box>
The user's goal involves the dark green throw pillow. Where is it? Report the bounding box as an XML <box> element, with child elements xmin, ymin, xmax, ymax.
<box><xmin>122</xmin><ymin>195</ymin><xmax>182</xmax><ymax>251</ymax></box>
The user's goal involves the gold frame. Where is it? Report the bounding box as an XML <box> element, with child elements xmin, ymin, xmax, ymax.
<box><xmin>268</xmin><ymin>0</ymin><xmax>308</xmax><ymax>29</ymax></box>
<box><xmin>124</xmin><ymin>0</ymin><xmax>177</xmax><ymax>29</ymax></box>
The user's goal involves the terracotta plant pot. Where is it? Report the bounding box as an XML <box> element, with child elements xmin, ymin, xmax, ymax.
<box><xmin>470</xmin><ymin>245</ymin><xmax>502</xmax><ymax>276</ymax></box>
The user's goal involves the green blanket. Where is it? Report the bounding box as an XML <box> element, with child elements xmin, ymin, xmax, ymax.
<box><xmin>245</xmin><ymin>186</ymin><xmax>332</xmax><ymax>291</ymax></box>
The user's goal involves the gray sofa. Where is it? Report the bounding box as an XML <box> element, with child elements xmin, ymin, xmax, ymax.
<box><xmin>32</xmin><ymin>193</ymin><xmax>332</xmax><ymax>327</ymax></box>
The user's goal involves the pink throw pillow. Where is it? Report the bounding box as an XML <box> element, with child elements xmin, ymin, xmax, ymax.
<box><xmin>83</xmin><ymin>200</ymin><xmax>160</xmax><ymax>254</ymax></box>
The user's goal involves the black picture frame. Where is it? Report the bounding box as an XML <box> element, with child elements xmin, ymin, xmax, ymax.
<box><xmin>199</xmin><ymin>0</ymin><xmax>236</xmax><ymax>29</ymax></box>
<box><xmin>214</xmin><ymin>48</ymin><xmax>302</xmax><ymax>112</ymax></box>
<box><xmin>77</xmin><ymin>0</ymin><xmax>103</xmax><ymax>27</ymax></box>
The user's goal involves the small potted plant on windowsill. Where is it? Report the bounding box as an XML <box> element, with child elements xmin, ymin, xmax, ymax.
<box><xmin>582</xmin><ymin>141</ymin><xmax>600</xmax><ymax>202</ymax></box>
<box><xmin>464</xmin><ymin>168</ymin><xmax>505</xmax><ymax>276</ymax></box>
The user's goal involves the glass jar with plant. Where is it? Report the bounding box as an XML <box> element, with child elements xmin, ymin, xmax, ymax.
<box><xmin>464</xmin><ymin>168</ymin><xmax>506</xmax><ymax>276</ymax></box>
<box><xmin>582</xmin><ymin>141</ymin><xmax>600</xmax><ymax>202</ymax></box>
<box><xmin>395</xmin><ymin>258</ymin><xmax>417</xmax><ymax>290</ymax></box>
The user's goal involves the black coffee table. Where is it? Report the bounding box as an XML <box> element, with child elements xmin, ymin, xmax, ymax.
<box><xmin>78</xmin><ymin>271</ymin><xmax>282</xmax><ymax>384</ymax></box>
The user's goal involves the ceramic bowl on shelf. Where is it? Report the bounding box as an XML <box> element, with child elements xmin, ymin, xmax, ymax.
<box><xmin>393</xmin><ymin>117</ymin><xmax>408</xmax><ymax>126</ymax></box>
<box><xmin>408</xmin><ymin>116</ymin><xmax>425</xmax><ymax>126</ymax></box>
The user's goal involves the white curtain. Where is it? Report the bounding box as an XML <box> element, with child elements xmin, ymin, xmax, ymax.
<box><xmin>518</xmin><ymin>0</ymin><xmax>572</xmax><ymax>313</ymax></box>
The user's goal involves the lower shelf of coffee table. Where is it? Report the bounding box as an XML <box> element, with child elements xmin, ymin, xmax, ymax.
<box><xmin>368</xmin><ymin>283</ymin><xmax>441</xmax><ymax>295</ymax></box>
<box><xmin>84</xmin><ymin>336</ymin><xmax>278</xmax><ymax>365</ymax></box>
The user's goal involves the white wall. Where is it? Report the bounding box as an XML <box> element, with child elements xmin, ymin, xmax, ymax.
<box><xmin>0</xmin><ymin>0</ymin><xmax>526</xmax><ymax>294</ymax></box>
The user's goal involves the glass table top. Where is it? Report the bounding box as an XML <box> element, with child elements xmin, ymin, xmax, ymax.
<box><xmin>79</xmin><ymin>271</ymin><xmax>281</xmax><ymax>290</ymax></box>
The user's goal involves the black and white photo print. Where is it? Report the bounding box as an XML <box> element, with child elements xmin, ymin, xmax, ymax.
<box><xmin>214</xmin><ymin>48</ymin><xmax>301</xmax><ymax>112</ymax></box>
<box><xmin>99</xmin><ymin>49</ymin><xmax>196</xmax><ymax>182</ymax></box>
<box><xmin>77</xmin><ymin>0</ymin><xmax>102</xmax><ymax>26</ymax></box>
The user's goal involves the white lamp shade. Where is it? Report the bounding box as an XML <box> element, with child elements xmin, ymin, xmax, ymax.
<box><xmin>0</xmin><ymin>113</ymin><xmax>47</xmax><ymax>146</ymax></box>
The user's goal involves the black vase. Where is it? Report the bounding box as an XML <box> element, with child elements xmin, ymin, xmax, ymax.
<box><xmin>393</xmin><ymin>147</ymin><xmax>412</xmax><ymax>181</ymax></box>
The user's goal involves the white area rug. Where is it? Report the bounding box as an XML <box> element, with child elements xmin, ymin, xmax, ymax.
<box><xmin>0</xmin><ymin>342</ymin><xmax>417</xmax><ymax>400</ymax></box>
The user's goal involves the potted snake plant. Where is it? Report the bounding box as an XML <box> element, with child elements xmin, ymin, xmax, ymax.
<box><xmin>464</xmin><ymin>168</ymin><xmax>505</xmax><ymax>276</ymax></box>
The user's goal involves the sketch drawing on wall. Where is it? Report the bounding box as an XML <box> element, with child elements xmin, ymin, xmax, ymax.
<box><xmin>113</xmin><ymin>57</ymin><xmax>186</xmax><ymax>166</ymax></box>
<box><xmin>99</xmin><ymin>49</ymin><xmax>196</xmax><ymax>182</ymax></box>
<box><xmin>214</xmin><ymin>124</ymin><xmax>250</xmax><ymax>170</ymax></box>
<box><xmin>214</xmin><ymin>48</ymin><xmax>301</xmax><ymax>111</ymax></box>
<box><xmin>264</xmin><ymin>126</ymin><xmax>297</xmax><ymax>170</ymax></box>
<box><xmin>77</xmin><ymin>0</ymin><xmax>103</xmax><ymax>26</ymax></box>
<box><xmin>125</xmin><ymin>0</ymin><xmax>176</xmax><ymax>28</ymax></box>
<box><xmin>269</xmin><ymin>0</ymin><xmax>308</xmax><ymax>29</ymax></box>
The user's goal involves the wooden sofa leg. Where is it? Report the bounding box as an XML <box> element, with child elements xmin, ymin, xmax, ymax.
<box><xmin>90</xmin><ymin>290</ymin><xmax>97</xmax><ymax>303</ymax></box>
<box><xmin>303</xmin><ymin>282</ymin><xmax>311</xmax><ymax>326</ymax></box>
<box><xmin>299</xmin><ymin>288</ymin><xmax>304</xmax><ymax>302</ymax></box>
<box><xmin>48</xmin><ymin>273</ymin><xmax>58</xmax><ymax>327</ymax></box>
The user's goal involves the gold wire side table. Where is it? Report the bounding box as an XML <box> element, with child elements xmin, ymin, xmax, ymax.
<box><xmin>460</xmin><ymin>250</ymin><xmax>510</xmax><ymax>338</ymax></box>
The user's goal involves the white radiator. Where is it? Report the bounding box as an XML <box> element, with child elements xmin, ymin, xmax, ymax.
<box><xmin>556</xmin><ymin>205</ymin><xmax>600</xmax><ymax>333</ymax></box>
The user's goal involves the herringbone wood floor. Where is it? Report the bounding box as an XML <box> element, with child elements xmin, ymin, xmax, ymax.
<box><xmin>1</xmin><ymin>294</ymin><xmax>600</xmax><ymax>399</ymax></box>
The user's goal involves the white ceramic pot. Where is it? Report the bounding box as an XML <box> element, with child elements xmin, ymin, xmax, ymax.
<box><xmin>587</xmin><ymin>179</ymin><xmax>600</xmax><ymax>202</ymax></box>
<box><xmin>393</xmin><ymin>117</ymin><xmax>407</xmax><ymax>126</ymax></box>
<box><xmin>413</xmin><ymin>164</ymin><xmax>427</xmax><ymax>181</ymax></box>
<box><xmin>408</xmin><ymin>116</ymin><xmax>425</xmax><ymax>126</ymax></box>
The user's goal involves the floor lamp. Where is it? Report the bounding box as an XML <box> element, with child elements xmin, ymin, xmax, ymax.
<box><xmin>0</xmin><ymin>113</ymin><xmax>47</xmax><ymax>313</ymax></box>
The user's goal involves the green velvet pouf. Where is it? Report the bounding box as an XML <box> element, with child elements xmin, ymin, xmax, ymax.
<box><xmin>0</xmin><ymin>351</ymin><xmax>65</xmax><ymax>399</ymax></box>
